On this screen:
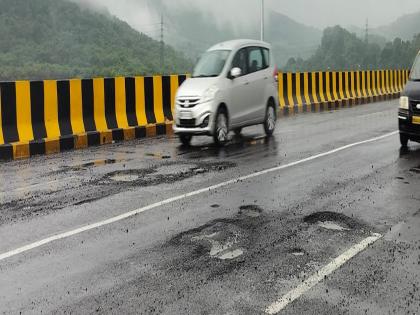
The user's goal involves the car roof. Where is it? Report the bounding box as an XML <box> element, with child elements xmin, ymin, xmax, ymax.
<box><xmin>208</xmin><ymin>39</ymin><xmax>271</xmax><ymax>51</ymax></box>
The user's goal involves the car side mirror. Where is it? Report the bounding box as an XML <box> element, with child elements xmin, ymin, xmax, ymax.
<box><xmin>230</xmin><ymin>67</ymin><xmax>242</xmax><ymax>79</ymax></box>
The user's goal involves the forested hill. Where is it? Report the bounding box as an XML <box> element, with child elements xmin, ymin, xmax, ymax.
<box><xmin>0</xmin><ymin>0</ymin><xmax>193</xmax><ymax>81</ymax></box>
<box><xmin>284</xmin><ymin>25</ymin><xmax>420</xmax><ymax>72</ymax></box>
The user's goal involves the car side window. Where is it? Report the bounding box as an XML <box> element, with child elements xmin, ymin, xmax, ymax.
<box><xmin>231</xmin><ymin>48</ymin><xmax>248</xmax><ymax>76</ymax></box>
<box><xmin>248</xmin><ymin>47</ymin><xmax>264</xmax><ymax>73</ymax></box>
<box><xmin>262</xmin><ymin>48</ymin><xmax>270</xmax><ymax>69</ymax></box>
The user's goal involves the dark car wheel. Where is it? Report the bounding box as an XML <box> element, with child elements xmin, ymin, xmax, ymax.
<box><xmin>400</xmin><ymin>133</ymin><xmax>409</xmax><ymax>147</ymax></box>
<box><xmin>213</xmin><ymin>108</ymin><xmax>229</xmax><ymax>146</ymax></box>
<box><xmin>264</xmin><ymin>101</ymin><xmax>277</xmax><ymax>136</ymax></box>
<box><xmin>179</xmin><ymin>134</ymin><xmax>192</xmax><ymax>146</ymax></box>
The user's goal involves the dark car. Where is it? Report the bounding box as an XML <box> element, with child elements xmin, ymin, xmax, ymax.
<box><xmin>399</xmin><ymin>51</ymin><xmax>420</xmax><ymax>146</ymax></box>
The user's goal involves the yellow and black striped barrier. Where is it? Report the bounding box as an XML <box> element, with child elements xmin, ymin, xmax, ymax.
<box><xmin>0</xmin><ymin>70</ymin><xmax>409</xmax><ymax>160</ymax></box>
<box><xmin>278</xmin><ymin>70</ymin><xmax>409</xmax><ymax>115</ymax></box>
<box><xmin>0</xmin><ymin>75</ymin><xmax>187</xmax><ymax>160</ymax></box>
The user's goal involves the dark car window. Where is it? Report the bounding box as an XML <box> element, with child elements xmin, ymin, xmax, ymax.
<box><xmin>231</xmin><ymin>48</ymin><xmax>248</xmax><ymax>76</ymax></box>
<box><xmin>410</xmin><ymin>53</ymin><xmax>420</xmax><ymax>81</ymax></box>
<box><xmin>262</xmin><ymin>48</ymin><xmax>270</xmax><ymax>68</ymax></box>
<box><xmin>248</xmin><ymin>47</ymin><xmax>264</xmax><ymax>73</ymax></box>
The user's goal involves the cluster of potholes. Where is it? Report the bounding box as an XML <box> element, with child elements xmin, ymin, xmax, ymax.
<box><xmin>98</xmin><ymin>161</ymin><xmax>236</xmax><ymax>187</ymax></box>
<box><xmin>169</xmin><ymin>207</ymin><xmax>366</xmax><ymax>263</ymax></box>
<box><xmin>170</xmin><ymin>205</ymin><xmax>266</xmax><ymax>262</ymax></box>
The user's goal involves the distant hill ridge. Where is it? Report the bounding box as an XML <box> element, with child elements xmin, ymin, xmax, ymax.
<box><xmin>375</xmin><ymin>11</ymin><xmax>420</xmax><ymax>40</ymax></box>
<box><xmin>0</xmin><ymin>0</ymin><xmax>192</xmax><ymax>81</ymax></box>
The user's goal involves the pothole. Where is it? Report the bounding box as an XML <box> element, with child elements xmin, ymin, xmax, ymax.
<box><xmin>191</xmin><ymin>227</ymin><xmax>244</xmax><ymax>260</ymax></box>
<box><xmin>100</xmin><ymin>161</ymin><xmax>236</xmax><ymax>187</ymax></box>
<box><xmin>410</xmin><ymin>167</ymin><xmax>420</xmax><ymax>174</ymax></box>
<box><xmin>109</xmin><ymin>174</ymin><xmax>140</xmax><ymax>182</ymax></box>
<box><xmin>51</xmin><ymin>158</ymin><xmax>126</xmax><ymax>175</ymax></box>
<box><xmin>303</xmin><ymin>211</ymin><xmax>362</xmax><ymax>230</ymax></box>
<box><xmin>239</xmin><ymin>205</ymin><xmax>263</xmax><ymax>218</ymax></box>
<box><xmin>152</xmin><ymin>164</ymin><xmax>195</xmax><ymax>176</ymax></box>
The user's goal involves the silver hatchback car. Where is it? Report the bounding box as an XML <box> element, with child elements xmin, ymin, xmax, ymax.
<box><xmin>173</xmin><ymin>39</ymin><xmax>279</xmax><ymax>145</ymax></box>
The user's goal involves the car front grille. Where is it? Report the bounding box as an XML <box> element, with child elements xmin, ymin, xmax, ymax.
<box><xmin>177</xmin><ymin>97</ymin><xmax>200</xmax><ymax>108</ymax></box>
<box><xmin>178</xmin><ymin>119</ymin><xmax>196</xmax><ymax>128</ymax></box>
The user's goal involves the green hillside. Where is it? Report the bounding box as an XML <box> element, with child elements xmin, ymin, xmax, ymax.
<box><xmin>285</xmin><ymin>25</ymin><xmax>420</xmax><ymax>72</ymax></box>
<box><xmin>0</xmin><ymin>0</ymin><xmax>193</xmax><ymax>81</ymax></box>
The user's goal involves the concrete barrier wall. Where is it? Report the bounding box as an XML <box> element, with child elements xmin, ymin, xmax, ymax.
<box><xmin>0</xmin><ymin>75</ymin><xmax>187</xmax><ymax>159</ymax></box>
<box><xmin>278</xmin><ymin>70</ymin><xmax>409</xmax><ymax>115</ymax></box>
<box><xmin>0</xmin><ymin>70</ymin><xmax>409</xmax><ymax>160</ymax></box>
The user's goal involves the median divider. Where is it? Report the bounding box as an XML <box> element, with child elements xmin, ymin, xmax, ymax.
<box><xmin>0</xmin><ymin>69</ymin><xmax>409</xmax><ymax>160</ymax></box>
<box><xmin>278</xmin><ymin>70</ymin><xmax>409</xmax><ymax>116</ymax></box>
<box><xmin>0</xmin><ymin>75</ymin><xmax>187</xmax><ymax>160</ymax></box>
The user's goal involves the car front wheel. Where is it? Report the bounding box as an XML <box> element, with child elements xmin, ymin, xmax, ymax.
<box><xmin>179</xmin><ymin>134</ymin><xmax>192</xmax><ymax>146</ymax></box>
<box><xmin>264</xmin><ymin>101</ymin><xmax>276</xmax><ymax>136</ymax></box>
<box><xmin>400</xmin><ymin>133</ymin><xmax>409</xmax><ymax>147</ymax></box>
<box><xmin>213</xmin><ymin>109</ymin><xmax>229</xmax><ymax>146</ymax></box>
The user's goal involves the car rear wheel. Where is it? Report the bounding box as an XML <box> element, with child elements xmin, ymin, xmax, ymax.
<box><xmin>400</xmin><ymin>133</ymin><xmax>409</xmax><ymax>147</ymax></box>
<box><xmin>179</xmin><ymin>134</ymin><xmax>192</xmax><ymax>146</ymax></box>
<box><xmin>213</xmin><ymin>109</ymin><xmax>229</xmax><ymax>146</ymax></box>
<box><xmin>264</xmin><ymin>101</ymin><xmax>276</xmax><ymax>136</ymax></box>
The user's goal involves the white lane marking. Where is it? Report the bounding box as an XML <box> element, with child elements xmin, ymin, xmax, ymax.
<box><xmin>265</xmin><ymin>233</ymin><xmax>383</xmax><ymax>314</ymax></box>
<box><xmin>0</xmin><ymin>131</ymin><xmax>397</xmax><ymax>262</ymax></box>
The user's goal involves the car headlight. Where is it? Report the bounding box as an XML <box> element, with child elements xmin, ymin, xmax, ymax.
<box><xmin>399</xmin><ymin>96</ymin><xmax>409</xmax><ymax>109</ymax></box>
<box><xmin>201</xmin><ymin>86</ymin><xmax>219</xmax><ymax>103</ymax></box>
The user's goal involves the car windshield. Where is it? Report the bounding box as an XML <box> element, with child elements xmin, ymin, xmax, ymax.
<box><xmin>409</xmin><ymin>53</ymin><xmax>420</xmax><ymax>81</ymax></box>
<box><xmin>192</xmin><ymin>50</ymin><xmax>231</xmax><ymax>78</ymax></box>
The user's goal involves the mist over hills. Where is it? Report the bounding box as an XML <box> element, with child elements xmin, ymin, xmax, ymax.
<box><xmin>375</xmin><ymin>11</ymin><xmax>420</xmax><ymax>40</ymax></box>
<box><xmin>143</xmin><ymin>2</ymin><xmax>322</xmax><ymax>66</ymax></box>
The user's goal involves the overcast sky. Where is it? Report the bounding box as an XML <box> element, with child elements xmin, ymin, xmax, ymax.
<box><xmin>269</xmin><ymin>0</ymin><xmax>420</xmax><ymax>28</ymax></box>
<box><xmin>74</xmin><ymin>0</ymin><xmax>420</xmax><ymax>32</ymax></box>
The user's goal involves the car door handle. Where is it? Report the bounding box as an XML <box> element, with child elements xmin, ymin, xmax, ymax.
<box><xmin>244</xmin><ymin>82</ymin><xmax>250</xmax><ymax>85</ymax></box>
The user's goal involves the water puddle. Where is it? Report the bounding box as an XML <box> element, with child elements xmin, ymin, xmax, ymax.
<box><xmin>288</xmin><ymin>247</ymin><xmax>306</xmax><ymax>256</ymax></box>
<box><xmin>145</xmin><ymin>153</ymin><xmax>171</xmax><ymax>159</ymax></box>
<box><xmin>318</xmin><ymin>221</ymin><xmax>350</xmax><ymax>231</ymax></box>
<box><xmin>218</xmin><ymin>249</ymin><xmax>244</xmax><ymax>260</ymax></box>
<box><xmin>100</xmin><ymin>161</ymin><xmax>236</xmax><ymax>187</ymax></box>
<box><xmin>55</xmin><ymin>158</ymin><xmax>127</xmax><ymax>174</ymax></box>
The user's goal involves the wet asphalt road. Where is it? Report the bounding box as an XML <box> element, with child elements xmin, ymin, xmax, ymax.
<box><xmin>0</xmin><ymin>100</ymin><xmax>419</xmax><ymax>314</ymax></box>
